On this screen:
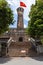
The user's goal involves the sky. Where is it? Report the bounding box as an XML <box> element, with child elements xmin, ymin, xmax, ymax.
<box><xmin>7</xmin><ymin>0</ymin><xmax>35</xmax><ymax>28</ymax></box>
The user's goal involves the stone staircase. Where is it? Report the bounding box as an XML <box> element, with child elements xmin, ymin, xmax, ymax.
<box><xmin>8</xmin><ymin>42</ymin><xmax>31</xmax><ymax>57</ymax></box>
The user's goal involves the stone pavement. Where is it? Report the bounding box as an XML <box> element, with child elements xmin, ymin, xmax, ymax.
<box><xmin>0</xmin><ymin>57</ymin><xmax>43</xmax><ymax>65</ymax></box>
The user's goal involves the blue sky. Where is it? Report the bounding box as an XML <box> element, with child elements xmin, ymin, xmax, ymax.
<box><xmin>7</xmin><ymin>0</ymin><xmax>35</xmax><ymax>28</ymax></box>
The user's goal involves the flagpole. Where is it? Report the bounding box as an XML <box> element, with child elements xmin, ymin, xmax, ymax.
<box><xmin>19</xmin><ymin>0</ymin><xmax>22</xmax><ymax>8</ymax></box>
<box><xmin>19</xmin><ymin>0</ymin><xmax>23</xmax><ymax>8</ymax></box>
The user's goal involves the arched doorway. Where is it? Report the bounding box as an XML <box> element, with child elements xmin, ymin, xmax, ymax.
<box><xmin>19</xmin><ymin>37</ymin><xmax>23</xmax><ymax>42</ymax></box>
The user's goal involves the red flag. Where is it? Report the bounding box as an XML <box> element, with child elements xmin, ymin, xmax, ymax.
<box><xmin>20</xmin><ymin>2</ymin><xmax>26</xmax><ymax>7</ymax></box>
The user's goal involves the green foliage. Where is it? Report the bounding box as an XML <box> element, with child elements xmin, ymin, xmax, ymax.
<box><xmin>0</xmin><ymin>0</ymin><xmax>14</xmax><ymax>34</ymax></box>
<box><xmin>40</xmin><ymin>36</ymin><xmax>43</xmax><ymax>44</ymax></box>
<box><xmin>27</xmin><ymin>0</ymin><xmax>43</xmax><ymax>38</ymax></box>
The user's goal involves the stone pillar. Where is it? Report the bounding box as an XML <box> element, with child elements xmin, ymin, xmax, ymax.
<box><xmin>1</xmin><ymin>43</ymin><xmax>7</xmax><ymax>57</ymax></box>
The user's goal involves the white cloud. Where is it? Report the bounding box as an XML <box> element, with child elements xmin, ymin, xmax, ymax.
<box><xmin>7</xmin><ymin>0</ymin><xmax>13</xmax><ymax>5</ymax></box>
<box><xmin>24</xmin><ymin>24</ymin><xmax>27</xmax><ymax>28</ymax></box>
<box><xmin>7</xmin><ymin>0</ymin><xmax>19</xmax><ymax>6</ymax></box>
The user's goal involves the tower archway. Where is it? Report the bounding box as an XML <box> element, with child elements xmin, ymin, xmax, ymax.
<box><xmin>19</xmin><ymin>37</ymin><xmax>23</xmax><ymax>42</ymax></box>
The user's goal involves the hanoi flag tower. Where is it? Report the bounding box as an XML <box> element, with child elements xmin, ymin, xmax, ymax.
<box><xmin>0</xmin><ymin>1</ymin><xmax>30</xmax><ymax>57</ymax></box>
<box><xmin>17</xmin><ymin>1</ymin><xmax>26</xmax><ymax>29</ymax></box>
<box><xmin>17</xmin><ymin>7</ymin><xmax>24</xmax><ymax>29</ymax></box>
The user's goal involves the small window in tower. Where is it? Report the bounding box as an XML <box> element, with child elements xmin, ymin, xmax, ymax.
<box><xmin>19</xmin><ymin>37</ymin><xmax>23</xmax><ymax>42</ymax></box>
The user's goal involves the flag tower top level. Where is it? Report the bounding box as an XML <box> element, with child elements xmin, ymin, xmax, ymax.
<box><xmin>17</xmin><ymin>7</ymin><xmax>24</xmax><ymax>14</ymax></box>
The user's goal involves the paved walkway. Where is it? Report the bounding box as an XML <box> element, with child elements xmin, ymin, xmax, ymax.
<box><xmin>0</xmin><ymin>57</ymin><xmax>43</xmax><ymax>65</ymax></box>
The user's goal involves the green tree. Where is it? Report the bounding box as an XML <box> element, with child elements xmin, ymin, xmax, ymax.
<box><xmin>27</xmin><ymin>0</ymin><xmax>43</xmax><ymax>39</ymax></box>
<box><xmin>0</xmin><ymin>0</ymin><xmax>14</xmax><ymax>34</ymax></box>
